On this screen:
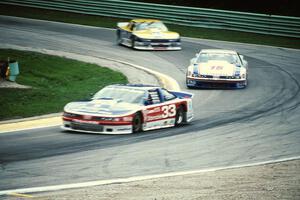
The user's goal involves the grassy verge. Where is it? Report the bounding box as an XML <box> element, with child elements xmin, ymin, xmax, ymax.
<box><xmin>0</xmin><ymin>49</ymin><xmax>127</xmax><ymax>120</ymax></box>
<box><xmin>0</xmin><ymin>4</ymin><xmax>299</xmax><ymax>49</ymax></box>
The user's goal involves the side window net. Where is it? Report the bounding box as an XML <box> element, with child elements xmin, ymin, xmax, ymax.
<box><xmin>148</xmin><ymin>90</ymin><xmax>161</xmax><ymax>104</ymax></box>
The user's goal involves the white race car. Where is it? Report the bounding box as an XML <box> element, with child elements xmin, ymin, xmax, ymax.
<box><xmin>62</xmin><ymin>84</ymin><xmax>193</xmax><ymax>134</ymax></box>
<box><xmin>186</xmin><ymin>49</ymin><xmax>248</xmax><ymax>89</ymax></box>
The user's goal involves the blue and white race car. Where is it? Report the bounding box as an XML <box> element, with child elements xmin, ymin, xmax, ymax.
<box><xmin>62</xmin><ymin>84</ymin><xmax>193</xmax><ymax>134</ymax></box>
<box><xmin>186</xmin><ymin>49</ymin><xmax>248</xmax><ymax>89</ymax></box>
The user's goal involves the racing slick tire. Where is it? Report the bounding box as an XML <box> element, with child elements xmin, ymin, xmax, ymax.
<box><xmin>131</xmin><ymin>37</ymin><xmax>136</xmax><ymax>49</ymax></box>
<box><xmin>175</xmin><ymin>106</ymin><xmax>186</xmax><ymax>126</ymax></box>
<box><xmin>186</xmin><ymin>73</ymin><xmax>194</xmax><ymax>89</ymax></box>
<box><xmin>132</xmin><ymin>112</ymin><xmax>143</xmax><ymax>133</ymax></box>
<box><xmin>116</xmin><ymin>30</ymin><xmax>122</xmax><ymax>45</ymax></box>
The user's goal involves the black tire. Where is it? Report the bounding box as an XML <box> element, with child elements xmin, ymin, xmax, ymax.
<box><xmin>131</xmin><ymin>37</ymin><xmax>136</xmax><ymax>49</ymax></box>
<box><xmin>186</xmin><ymin>73</ymin><xmax>193</xmax><ymax>89</ymax></box>
<box><xmin>175</xmin><ymin>106</ymin><xmax>185</xmax><ymax>126</ymax></box>
<box><xmin>116</xmin><ymin>30</ymin><xmax>122</xmax><ymax>45</ymax></box>
<box><xmin>132</xmin><ymin>112</ymin><xmax>142</xmax><ymax>133</ymax></box>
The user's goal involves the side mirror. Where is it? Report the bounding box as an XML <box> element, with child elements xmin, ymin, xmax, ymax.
<box><xmin>240</xmin><ymin>55</ymin><xmax>248</xmax><ymax>66</ymax></box>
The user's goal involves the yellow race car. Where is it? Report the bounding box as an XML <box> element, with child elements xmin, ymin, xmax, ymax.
<box><xmin>117</xmin><ymin>19</ymin><xmax>181</xmax><ymax>50</ymax></box>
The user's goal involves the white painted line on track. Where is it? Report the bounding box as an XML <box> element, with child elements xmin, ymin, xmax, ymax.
<box><xmin>1</xmin><ymin>156</ymin><xmax>299</xmax><ymax>196</ymax></box>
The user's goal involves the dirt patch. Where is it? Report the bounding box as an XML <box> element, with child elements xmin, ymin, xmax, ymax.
<box><xmin>0</xmin><ymin>78</ymin><xmax>31</xmax><ymax>89</ymax></box>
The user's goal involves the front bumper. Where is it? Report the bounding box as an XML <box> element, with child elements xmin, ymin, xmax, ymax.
<box><xmin>186</xmin><ymin>77</ymin><xmax>247</xmax><ymax>89</ymax></box>
<box><xmin>62</xmin><ymin>118</ymin><xmax>133</xmax><ymax>134</ymax></box>
<box><xmin>133</xmin><ymin>40</ymin><xmax>181</xmax><ymax>50</ymax></box>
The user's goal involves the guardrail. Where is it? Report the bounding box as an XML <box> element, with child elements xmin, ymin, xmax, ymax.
<box><xmin>1</xmin><ymin>0</ymin><xmax>300</xmax><ymax>38</ymax></box>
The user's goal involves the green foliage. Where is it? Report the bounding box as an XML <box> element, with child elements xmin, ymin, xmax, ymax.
<box><xmin>167</xmin><ymin>24</ymin><xmax>300</xmax><ymax>49</ymax></box>
<box><xmin>0</xmin><ymin>49</ymin><xmax>127</xmax><ymax>120</ymax></box>
<box><xmin>0</xmin><ymin>4</ymin><xmax>299</xmax><ymax>49</ymax></box>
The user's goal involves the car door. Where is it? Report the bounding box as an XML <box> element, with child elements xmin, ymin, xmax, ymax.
<box><xmin>142</xmin><ymin>89</ymin><xmax>177</xmax><ymax>130</ymax></box>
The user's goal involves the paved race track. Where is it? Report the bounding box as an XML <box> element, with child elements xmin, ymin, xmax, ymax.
<box><xmin>0</xmin><ymin>16</ymin><xmax>300</xmax><ymax>190</ymax></box>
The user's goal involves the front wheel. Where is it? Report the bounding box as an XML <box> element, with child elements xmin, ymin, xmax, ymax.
<box><xmin>132</xmin><ymin>112</ymin><xmax>142</xmax><ymax>133</ymax></box>
<box><xmin>116</xmin><ymin>30</ymin><xmax>122</xmax><ymax>45</ymax></box>
<box><xmin>131</xmin><ymin>37</ymin><xmax>136</xmax><ymax>49</ymax></box>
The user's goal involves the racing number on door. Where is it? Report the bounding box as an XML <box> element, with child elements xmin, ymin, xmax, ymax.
<box><xmin>162</xmin><ymin>104</ymin><xmax>176</xmax><ymax>118</ymax></box>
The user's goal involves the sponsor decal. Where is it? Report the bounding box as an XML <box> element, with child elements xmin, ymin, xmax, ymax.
<box><xmin>117</xmin><ymin>128</ymin><xmax>132</xmax><ymax>131</ymax></box>
<box><xmin>83</xmin><ymin>115</ymin><xmax>92</xmax><ymax>120</ymax></box>
<box><xmin>144</xmin><ymin>119</ymin><xmax>175</xmax><ymax>130</ymax></box>
<box><xmin>210</xmin><ymin>66</ymin><xmax>223</xmax><ymax>70</ymax></box>
<box><xmin>147</xmin><ymin>115</ymin><xmax>163</xmax><ymax>121</ymax></box>
<box><xmin>146</xmin><ymin>104</ymin><xmax>176</xmax><ymax>122</ymax></box>
<box><xmin>154</xmin><ymin>47</ymin><xmax>166</xmax><ymax>50</ymax></box>
<box><xmin>73</xmin><ymin>119</ymin><xmax>98</xmax><ymax>124</ymax></box>
<box><xmin>148</xmin><ymin>107</ymin><xmax>161</xmax><ymax>114</ymax></box>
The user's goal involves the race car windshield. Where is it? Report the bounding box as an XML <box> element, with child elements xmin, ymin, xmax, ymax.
<box><xmin>93</xmin><ymin>87</ymin><xmax>146</xmax><ymax>104</ymax></box>
<box><xmin>197</xmin><ymin>53</ymin><xmax>242</xmax><ymax>66</ymax></box>
<box><xmin>135</xmin><ymin>22</ymin><xmax>168</xmax><ymax>31</ymax></box>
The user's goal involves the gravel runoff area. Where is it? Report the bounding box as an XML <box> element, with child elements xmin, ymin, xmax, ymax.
<box><xmin>2</xmin><ymin>159</ymin><xmax>299</xmax><ymax>200</ymax></box>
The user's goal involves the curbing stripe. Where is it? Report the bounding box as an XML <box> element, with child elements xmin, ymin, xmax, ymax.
<box><xmin>0</xmin><ymin>116</ymin><xmax>61</xmax><ymax>133</ymax></box>
<box><xmin>8</xmin><ymin>192</ymin><xmax>34</xmax><ymax>198</ymax></box>
<box><xmin>0</xmin><ymin>156</ymin><xmax>299</xmax><ymax>196</ymax></box>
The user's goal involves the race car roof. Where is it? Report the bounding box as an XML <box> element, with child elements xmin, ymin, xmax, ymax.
<box><xmin>131</xmin><ymin>19</ymin><xmax>162</xmax><ymax>23</ymax></box>
<box><xmin>200</xmin><ymin>49</ymin><xmax>238</xmax><ymax>55</ymax></box>
<box><xmin>108</xmin><ymin>84</ymin><xmax>160</xmax><ymax>91</ymax></box>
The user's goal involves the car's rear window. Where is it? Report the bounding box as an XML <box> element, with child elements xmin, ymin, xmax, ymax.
<box><xmin>197</xmin><ymin>53</ymin><xmax>241</xmax><ymax>65</ymax></box>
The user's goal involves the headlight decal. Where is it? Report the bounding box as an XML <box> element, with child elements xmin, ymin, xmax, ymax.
<box><xmin>193</xmin><ymin>64</ymin><xmax>199</xmax><ymax>77</ymax></box>
<box><xmin>235</xmin><ymin>66</ymin><xmax>241</xmax><ymax>77</ymax></box>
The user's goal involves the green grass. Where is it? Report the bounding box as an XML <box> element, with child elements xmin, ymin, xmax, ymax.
<box><xmin>0</xmin><ymin>49</ymin><xmax>127</xmax><ymax>120</ymax></box>
<box><xmin>0</xmin><ymin>4</ymin><xmax>299</xmax><ymax>49</ymax></box>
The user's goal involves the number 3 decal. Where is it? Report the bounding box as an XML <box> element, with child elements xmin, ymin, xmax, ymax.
<box><xmin>162</xmin><ymin>104</ymin><xmax>176</xmax><ymax>118</ymax></box>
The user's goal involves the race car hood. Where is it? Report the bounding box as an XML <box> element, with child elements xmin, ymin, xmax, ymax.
<box><xmin>195</xmin><ymin>61</ymin><xmax>240</xmax><ymax>76</ymax></box>
<box><xmin>133</xmin><ymin>28</ymin><xmax>180</xmax><ymax>39</ymax></box>
<box><xmin>64</xmin><ymin>99</ymin><xmax>142</xmax><ymax>116</ymax></box>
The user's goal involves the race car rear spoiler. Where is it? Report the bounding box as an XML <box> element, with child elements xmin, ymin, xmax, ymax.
<box><xmin>170</xmin><ymin>91</ymin><xmax>194</xmax><ymax>99</ymax></box>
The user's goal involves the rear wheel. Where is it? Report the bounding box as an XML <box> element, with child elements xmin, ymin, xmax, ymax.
<box><xmin>132</xmin><ymin>112</ymin><xmax>142</xmax><ymax>133</ymax></box>
<box><xmin>175</xmin><ymin>106</ymin><xmax>185</xmax><ymax>126</ymax></box>
<box><xmin>131</xmin><ymin>37</ymin><xmax>136</xmax><ymax>49</ymax></box>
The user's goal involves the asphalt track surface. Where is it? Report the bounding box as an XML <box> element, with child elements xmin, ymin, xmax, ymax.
<box><xmin>0</xmin><ymin>16</ymin><xmax>300</xmax><ymax>191</ymax></box>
